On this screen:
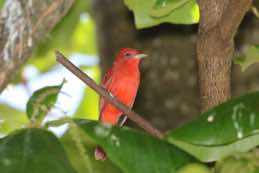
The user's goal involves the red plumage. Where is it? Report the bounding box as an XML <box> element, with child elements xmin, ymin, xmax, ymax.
<box><xmin>99</xmin><ymin>48</ymin><xmax>146</xmax><ymax>125</ymax></box>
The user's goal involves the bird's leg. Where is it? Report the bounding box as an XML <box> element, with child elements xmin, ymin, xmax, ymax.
<box><xmin>109</xmin><ymin>92</ymin><xmax>114</xmax><ymax>98</ymax></box>
<box><xmin>118</xmin><ymin>115</ymin><xmax>128</xmax><ymax>127</ymax></box>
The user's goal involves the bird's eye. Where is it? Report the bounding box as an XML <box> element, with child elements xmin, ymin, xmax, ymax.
<box><xmin>125</xmin><ymin>52</ymin><xmax>131</xmax><ymax>57</ymax></box>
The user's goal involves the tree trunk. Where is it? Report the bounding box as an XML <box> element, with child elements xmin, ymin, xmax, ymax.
<box><xmin>0</xmin><ymin>0</ymin><xmax>74</xmax><ymax>92</ymax></box>
<box><xmin>197</xmin><ymin>0</ymin><xmax>252</xmax><ymax>111</ymax></box>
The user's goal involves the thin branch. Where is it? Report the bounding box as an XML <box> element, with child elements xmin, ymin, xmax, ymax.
<box><xmin>55</xmin><ymin>51</ymin><xmax>163</xmax><ymax>139</ymax></box>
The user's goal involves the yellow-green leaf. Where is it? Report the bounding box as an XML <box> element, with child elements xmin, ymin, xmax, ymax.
<box><xmin>26</xmin><ymin>82</ymin><xmax>64</xmax><ymax>124</ymax></box>
<box><xmin>151</xmin><ymin>0</ymin><xmax>195</xmax><ymax>17</ymax></box>
<box><xmin>0</xmin><ymin>104</ymin><xmax>28</xmax><ymax>135</ymax></box>
<box><xmin>234</xmin><ymin>45</ymin><xmax>259</xmax><ymax>72</ymax></box>
<box><xmin>123</xmin><ymin>0</ymin><xmax>199</xmax><ymax>29</ymax></box>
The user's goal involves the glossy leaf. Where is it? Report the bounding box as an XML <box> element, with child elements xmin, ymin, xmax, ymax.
<box><xmin>26</xmin><ymin>82</ymin><xmax>64</xmax><ymax>124</ymax></box>
<box><xmin>151</xmin><ymin>0</ymin><xmax>195</xmax><ymax>18</ymax></box>
<box><xmin>123</xmin><ymin>0</ymin><xmax>199</xmax><ymax>29</ymax></box>
<box><xmin>234</xmin><ymin>45</ymin><xmax>259</xmax><ymax>72</ymax></box>
<box><xmin>0</xmin><ymin>104</ymin><xmax>28</xmax><ymax>135</ymax></box>
<box><xmin>61</xmin><ymin>126</ymin><xmax>122</xmax><ymax>173</ymax></box>
<box><xmin>75</xmin><ymin>119</ymin><xmax>197</xmax><ymax>173</ymax></box>
<box><xmin>166</xmin><ymin>92</ymin><xmax>259</xmax><ymax>162</ymax></box>
<box><xmin>0</xmin><ymin>128</ymin><xmax>76</xmax><ymax>173</ymax></box>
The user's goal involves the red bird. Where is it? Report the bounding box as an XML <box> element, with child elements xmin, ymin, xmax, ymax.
<box><xmin>95</xmin><ymin>48</ymin><xmax>146</xmax><ymax>161</ymax></box>
<box><xmin>99</xmin><ymin>48</ymin><xmax>147</xmax><ymax>125</ymax></box>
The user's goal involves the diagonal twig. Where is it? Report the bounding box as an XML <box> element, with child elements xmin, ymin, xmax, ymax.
<box><xmin>55</xmin><ymin>50</ymin><xmax>163</xmax><ymax>139</ymax></box>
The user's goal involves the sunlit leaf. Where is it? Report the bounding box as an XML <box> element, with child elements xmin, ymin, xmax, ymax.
<box><xmin>0</xmin><ymin>128</ymin><xmax>76</xmax><ymax>173</ymax></box>
<box><xmin>72</xmin><ymin>14</ymin><xmax>97</xmax><ymax>55</ymax></box>
<box><xmin>0</xmin><ymin>0</ymin><xmax>5</xmax><ymax>8</ymax></box>
<box><xmin>75</xmin><ymin>67</ymin><xmax>100</xmax><ymax>120</ymax></box>
<box><xmin>75</xmin><ymin>119</ymin><xmax>197</xmax><ymax>173</ymax></box>
<box><xmin>0</xmin><ymin>104</ymin><xmax>28</xmax><ymax>135</ymax></box>
<box><xmin>26</xmin><ymin>82</ymin><xmax>64</xmax><ymax>125</ymax></box>
<box><xmin>176</xmin><ymin>163</ymin><xmax>211</xmax><ymax>173</ymax></box>
<box><xmin>166</xmin><ymin>92</ymin><xmax>259</xmax><ymax>162</ymax></box>
<box><xmin>215</xmin><ymin>152</ymin><xmax>259</xmax><ymax>173</ymax></box>
<box><xmin>234</xmin><ymin>45</ymin><xmax>259</xmax><ymax>72</ymax></box>
<box><xmin>151</xmin><ymin>0</ymin><xmax>196</xmax><ymax>18</ymax></box>
<box><xmin>123</xmin><ymin>0</ymin><xmax>199</xmax><ymax>29</ymax></box>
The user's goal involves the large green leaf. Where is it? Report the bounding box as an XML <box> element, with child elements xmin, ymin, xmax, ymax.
<box><xmin>0</xmin><ymin>128</ymin><xmax>76</xmax><ymax>173</ymax></box>
<box><xmin>234</xmin><ymin>45</ymin><xmax>259</xmax><ymax>72</ymax></box>
<box><xmin>166</xmin><ymin>92</ymin><xmax>259</xmax><ymax>162</ymax></box>
<box><xmin>61</xmin><ymin>127</ymin><xmax>122</xmax><ymax>173</ymax></box>
<box><xmin>0</xmin><ymin>104</ymin><xmax>28</xmax><ymax>135</ymax></box>
<box><xmin>75</xmin><ymin>119</ymin><xmax>197</xmax><ymax>173</ymax></box>
<box><xmin>123</xmin><ymin>0</ymin><xmax>199</xmax><ymax>29</ymax></box>
<box><xmin>26</xmin><ymin>82</ymin><xmax>64</xmax><ymax>125</ymax></box>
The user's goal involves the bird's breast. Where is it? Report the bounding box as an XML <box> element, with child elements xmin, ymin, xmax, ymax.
<box><xmin>111</xmin><ymin>68</ymin><xmax>140</xmax><ymax>106</ymax></box>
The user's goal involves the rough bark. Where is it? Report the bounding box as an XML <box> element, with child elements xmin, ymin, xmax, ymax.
<box><xmin>197</xmin><ymin>0</ymin><xmax>252</xmax><ymax>111</ymax></box>
<box><xmin>0</xmin><ymin>0</ymin><xmax>74</xmax><ymax>92</ymax></box>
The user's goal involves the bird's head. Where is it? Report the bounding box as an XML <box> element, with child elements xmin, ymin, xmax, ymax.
<box><xmin>115</xmin><ymin>48</ymin><xmax>147</xmax><ymax>63</ymax></box>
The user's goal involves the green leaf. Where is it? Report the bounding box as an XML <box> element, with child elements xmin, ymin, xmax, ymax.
<box><xmin>0</xmin><ymin>104</ymin><xmax>28</xmax><ymax>135</ymax></box>
<box><xmin>234</xmin><ymin>45</ymin><xmax>259</xmax><ymax>72</ymax></box>
<box><xmin>61</xmin><ymin>126</ymin><xmax>122</xmax><ymax>173</ymax></box>
<box><xmin>166</xmin><ymin>92</ymin><xmax>259</xmax><ymax>162</ymax></box>
<box><xmin>215</xmin><ymin>152</ymin><xmax>259</xmax><ymax>173</ymax></box>
<box><xmin>75</xmin><ymin>119</ymin><xmax>197</xmax><ymax>173</ymax></box>
<box><xmin>26</xmin><ymin>82</ymin><xmax>64</xmax><ymax>124</ymax></box>
<box><xmin>0</xmin><ymin>128</ymin><xmax>76</xmax><ymax>173</ymax></box>
<box><xmin>0</xmin><ymin>0</ymin><xmax>5</xmax><ymax>9</ymax></box>
<box><xmin>74</xmin><ymin>67</ymin><xmax>100</xmax><ymax>120</ymax></box>
<box><xmin>151</xmin><ymin>0</ymin><xmax>195</xmax><ymax>17</ymax></box>
<box><xmin>123</xmin><ymin>0</ymin><xmax>199</xmax><ymax>29</ymax></box>
<box><xmin>71</xmin><ymin>15</ymin><xmax>97</xmax><ymax>55</ymax></box>
<box><xmin>176</xmin><ymin>163</ymin><xmax>211</xmax><ymax>173</ymax></box>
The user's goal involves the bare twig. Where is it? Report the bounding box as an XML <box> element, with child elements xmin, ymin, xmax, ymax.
<box><xmin>55</xmin><ymin>51</ymin><xmax>163</xmax><ymax>139</ymax></box>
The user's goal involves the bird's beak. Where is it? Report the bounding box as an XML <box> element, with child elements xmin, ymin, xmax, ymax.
<box><xmin>135</xmin><ymin>53</ymin><xmax>148</xmax><ymax>59</ymax></box>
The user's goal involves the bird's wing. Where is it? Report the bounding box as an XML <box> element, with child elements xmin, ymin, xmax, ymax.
<box><xmin>118</xmin><ymin>115</ymin><xmax>127</xmax><ymax>126</ymax></box>
<box><xmin>99</xmin><ymin>68</ymin><xmax>114</xmax><ymax>120</ymax></box>
<box><xmin>101</xmin><ymin>68</ymin><xmax>113</xmax><ymax>85</ymax></box>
